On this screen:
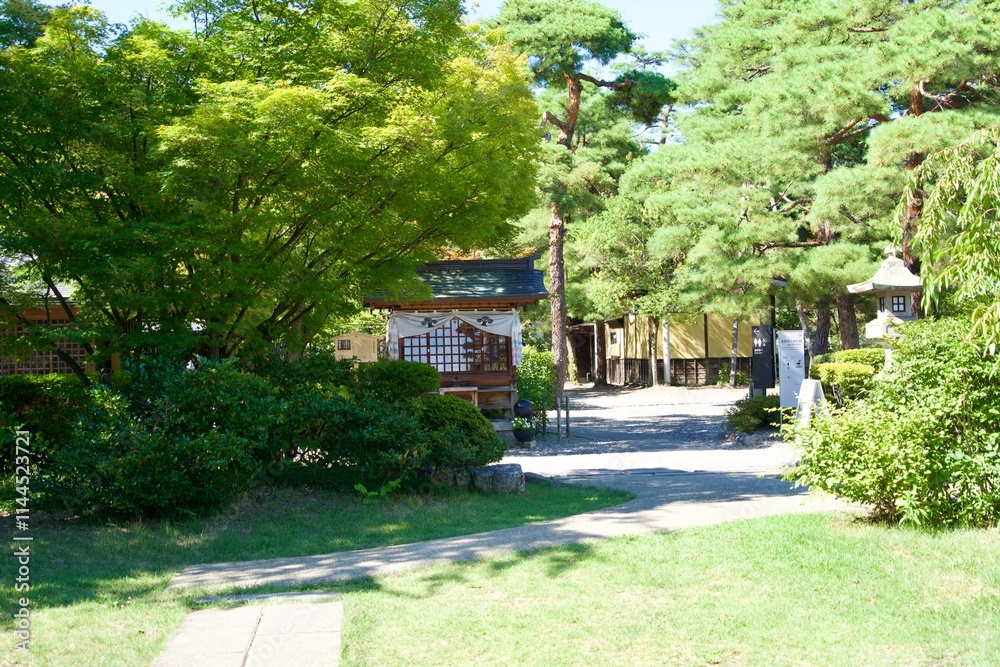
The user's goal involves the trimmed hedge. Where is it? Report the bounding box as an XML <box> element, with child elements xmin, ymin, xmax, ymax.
<box><xmin>812</xmin><ymin>348</ymin><xmax>886</xmax><ymax>371</ymax></box>
<box><xmin>810</xmin><ymin>362</ymin><xmax>877</xmax><ymax>404</ymax></box>
<box><xmin>40</xmin><ymin>357</ymin><xmax>281</xmax><ymax>517</ymax></box>
<box><xmin>307</xmin><ymin>395</ymin><xmax>430</xmax><ymax>489</ymax></box>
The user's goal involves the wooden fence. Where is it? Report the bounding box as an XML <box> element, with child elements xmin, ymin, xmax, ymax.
<box><xmin>608</xmin><ymin>357</ymin><xmax>751</xmax><ymax>387</ymax></box>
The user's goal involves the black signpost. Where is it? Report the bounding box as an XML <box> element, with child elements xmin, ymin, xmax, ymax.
<box><xmin>751</xmin><ymin>325</ymin><xmax>775</xmax><ymax>392</ymax></box>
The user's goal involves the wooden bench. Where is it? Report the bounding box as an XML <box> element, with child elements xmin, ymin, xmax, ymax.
<box><xmin>438</xmin><ymin>386</ymin><xmax>479</xmax><ymax>407</ymax></box>
<box><xmin>437</xmin><ymin>373</ymin><xmax>518</xmax><ymax>416</ymax></box>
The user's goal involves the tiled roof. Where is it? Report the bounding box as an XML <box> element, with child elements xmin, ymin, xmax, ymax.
<box><xmin>365</xmin><ymin>256</ymin><xmax>547</xmax><ymax>308</ymax></box>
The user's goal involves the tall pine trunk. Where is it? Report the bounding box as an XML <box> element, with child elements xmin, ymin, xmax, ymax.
<box><xmin>593</xmin><ymin>320</ymin><xmax>607</xmax><ymax>386</ymax></box>
<box><xmin>901</xmin><ymin>85</ymin><xmax>925</xmax><ymax>318</ymax></box>
<box><xmin>662</xmin><ymin>322</ymin><xmax>671</xmax><ymax>385</ymax></box>
<box><xmin>836</xmin><ymin>292</ymin><xmax>859</xmax><ymax>349</ymax></box>
<box><xmin>796</xmin><ymin>300</ymin><xmax>812</xmax><ymax>360</ymax></box>
<box><xmin>549</xmin><ymin>203</ymin><xmax>568</xmax><ymax>403</ymax></box>
<box><xmin>729</xmin><ymin>317</ymin><xmax>739</xmax><ymax>387</ymax></box>
<box><xmin>813</xmin><ymin>307</ymin><xmax>831</xmax><ymax>357</ymax></box>
<box><xmin>901</xmin><ymin>180</ymin><xmax>925</xmax><ymax>319</ymax></box>
<box><xmin>648</xmin><ymin>317</ymin><xmax>659</xmax><ymax>386</ymax></box>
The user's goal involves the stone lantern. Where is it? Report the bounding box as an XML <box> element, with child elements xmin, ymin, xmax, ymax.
<box><xmin>846</xmin><ymin>246</ymin><xmax>922</xmax><ymax>346</ymax></box>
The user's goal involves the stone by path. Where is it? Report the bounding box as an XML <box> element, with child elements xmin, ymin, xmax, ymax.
<box><xmin>152</xmin><ymin>599</ymin><xmax>342</xmax><ymax>667</ymax></box>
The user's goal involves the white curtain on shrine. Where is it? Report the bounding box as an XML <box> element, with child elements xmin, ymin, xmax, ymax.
<box><xmin>386</xmin><ymin>309</ymin><xmax>524</xmax><ymax>366</ymax></box>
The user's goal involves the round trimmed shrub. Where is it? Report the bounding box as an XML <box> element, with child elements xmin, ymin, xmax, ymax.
<box><xmin>726</xmin><ymin>395</ymin><xmax>781</xmax><ymax>433</ymax></box>
<box><xmin>355</xmin><ymin>359</ymin><xmax>439</xmax><ymax>402</ymax></box>
<box><xmin>414</xmin><ymin>394</ymin><xmax>507</xmax><ymax>468</ymax></box>
<box><xmin>306</xmin><ymin>395</ymin><xmax>429</xmax><ymax>489</ymax></box>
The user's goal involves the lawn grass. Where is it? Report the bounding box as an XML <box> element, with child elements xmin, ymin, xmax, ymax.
<box><xmin>0</xmin><ymin>481</ymin><xmax>631</xmax><ymax>666</ymax></box>
<box><xmin>5</xmin><ymin>501</ymin><xmax>999</xmax><ymax>666</ymax></box>
<box><xmin>335</xmin><ymin>513</ymin><xmax>1000</xmax><ymax>666</ymax></box>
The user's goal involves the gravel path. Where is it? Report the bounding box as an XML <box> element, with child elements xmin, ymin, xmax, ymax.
<box><xmin>517</xmin><ymin>384</ymin><xmax>774</xmax><ymax>456</ymax></box>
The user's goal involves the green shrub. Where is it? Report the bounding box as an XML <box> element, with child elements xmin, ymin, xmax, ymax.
<box><xmin>809</xmin><ymin>362</ymin><xmax>877</xmax><ymax>404</ymax></box>
<box><xmin>517</xmin><ymin>347</ymin><xmax>554</xmax><ymax>428</ymax></box>
<box><xmin>256</xmin><ymin>350</ymin><xmax>356</xmax><ymax>399</ymax></box>
<box><xmin>41</xmin><ymin>357</ymin><xmax>280</xmax><ymax>517</ymax></box>
<box><xmin>305</xmin><ymin>395</ymin><xmax>429</xmax><ymax>489</ymax></box>
<box><xmin>726</xmin><ymin>395</ymin><xmax>781</xmax><ymax>433</ymax></box>
<box><xmin>789</xmin><ymin>317</ymin><xmax>1000</xmax><ymax>527</ymax></box>
<box><xmin>355</xmin><ymin>359</ymin><xmax>439</xmax><ymax>402</ymax></box>
<box><xmin>812</xmin><ymin>348</ymin><xmax>886</xmax><ymax>371</ymax></box>
<box><xmin>0</xmin><ymin>374</ymin><xmax>87</xmax><ymax>471</ymax></box>
<box><xmin>716</xmin><ymin>363</ymin><xmax>748</xmax><ymax>387</ymax></box>
<box><xmin>414</xmin><ymin>394</ymin><xmax>506</xmax><ymax>469</ymax></box>
<box><xmin>831</xmin><ymin>348</ymin><xmax>886</xmax><ymax>370</ymax></box>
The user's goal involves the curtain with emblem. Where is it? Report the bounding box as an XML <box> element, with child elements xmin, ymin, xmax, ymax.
<box><xmin>386</xmin><ymin>310</ymin><xmax>524</xmax><ymax>366</ymax></box>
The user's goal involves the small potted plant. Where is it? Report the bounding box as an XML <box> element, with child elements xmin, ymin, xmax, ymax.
<box><xmin>511</xmin><ymin>416</ymin><xmax>535</xmax><ymax>443</ymax></box>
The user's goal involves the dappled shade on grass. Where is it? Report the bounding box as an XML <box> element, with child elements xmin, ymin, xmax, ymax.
<box><xmin>0</xmin><ymin>483</ymin><xmax>629</xmax><ymax>665</ymax></box>
<box><xmin>340</xmin><ymin>513</ymin><xmax>1000</xmax><ymax>666</ymax></box>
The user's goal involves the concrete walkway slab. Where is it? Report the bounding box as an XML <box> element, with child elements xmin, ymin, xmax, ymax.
<box><xmin>152</xmin><ymin>606</ymin><xmax>259</xmax><ymax>667</ymax></box>
<box><xmin>153</xmin><ymin>602</ymin><xmax>342</xmax><ymax>667</ymax></box>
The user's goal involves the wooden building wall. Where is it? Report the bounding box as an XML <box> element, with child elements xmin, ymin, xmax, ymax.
<box><xmin>603</xmin><ymin>313</ymin><xmax>755</xmax><ymax>386</ymax></box>
<box><xmin>609</xmin><ymin>314</ymin><xmax>752</xmax><ymax>361</ymax></box>
<box><xmin>0</xmin><ymin>306</ymin><xmax>92</xmax><ymax>376</ymax></box>
<box><xmin>333</xmin><ymin>333</ymin><xmax>380</xmax><ymax>363</ymax></box>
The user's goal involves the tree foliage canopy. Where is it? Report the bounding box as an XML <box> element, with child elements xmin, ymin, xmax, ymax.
<box><xmin>0</xmin><ymin>0</ymin><xmax>540</xmax><ymax>372</ymax></box>
<box><xmin>497</xmin><ymin>0</ymin><xmax>635</xmax><ymax>86</ymax></box>
<box><xmin>909</xmin><ymin>126</ymin><xmax>1000</xmax><ymax>344</ymax></box>
<box><xmin>587</xmin><ymin>0</ymin><xmax>1000</xmax><ymax>349</ymax></box>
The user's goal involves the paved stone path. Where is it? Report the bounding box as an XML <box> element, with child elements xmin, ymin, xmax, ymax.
<box><xmin>152</xmin><ymin>599</ymin><xmax>342</xmax><ymax>667</ymax></box>
<box><xmin>159</xmin><ymin>384</ymin><xmax>852</xmax><ymax>666</ymax></box>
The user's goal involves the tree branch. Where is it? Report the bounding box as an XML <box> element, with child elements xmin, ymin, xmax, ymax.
<box><xmin>757</xmin><ymin>240</ymin><xmax>825</xmax><ymax>253</ymax></box>
<box><xmin>577</xmin><ymin>73</ymin><xmax>634</xmax><ymax>90</ymax></box>
<box><xmin>543</xmin><ymin>111</ymin><xmax>568</xmax><ymax>134</ymax></box>
<box><xmin>918</xmin><ymin>78</ymin><xmax>984</xmax><ymax>112</ymax></box>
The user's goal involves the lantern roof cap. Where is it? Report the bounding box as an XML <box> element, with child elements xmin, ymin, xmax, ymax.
<box><xmin>847</xmin><ymin>249</ymin><xmax>922</xmax><ymax>294</ymax></box>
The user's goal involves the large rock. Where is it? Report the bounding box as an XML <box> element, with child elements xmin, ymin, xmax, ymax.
<box><xmin>470</xmin><ymin>463</ymin><xmax>525</xmax><ymax>495</ymax></box>
<box><xmin>422</xmin><ymin>467</ymin><xmax>472</xmax><ymax>491</ymax></box>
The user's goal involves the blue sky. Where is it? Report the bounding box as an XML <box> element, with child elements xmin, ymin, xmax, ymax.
<box><xmin>73</xmin><ymin>1</ymin><xmax>720</xmax><ymax>55</ymax></box>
